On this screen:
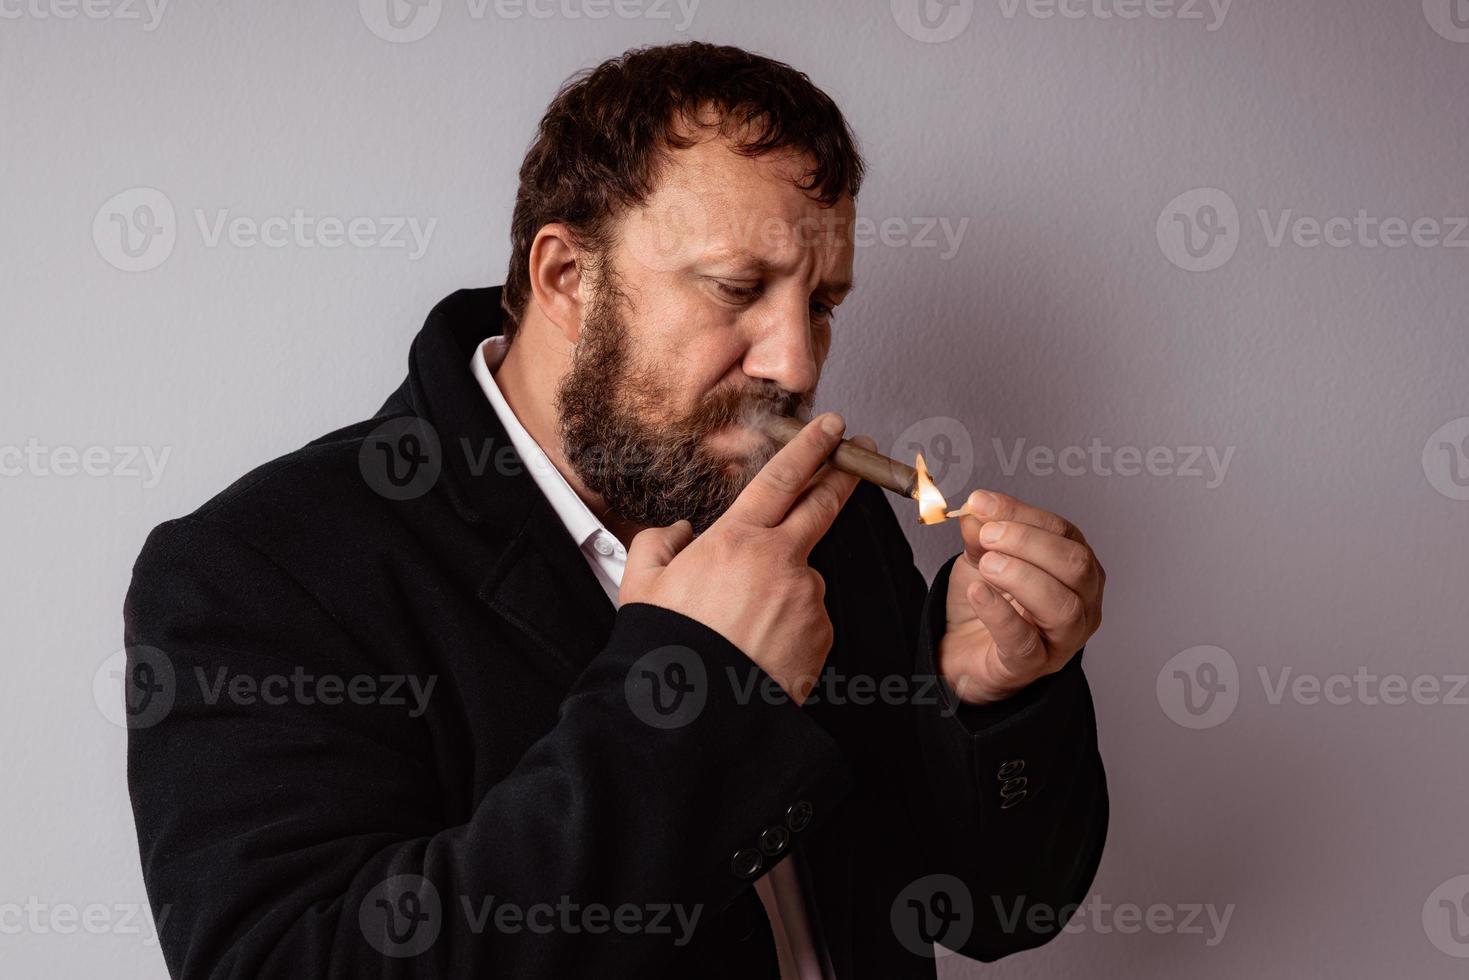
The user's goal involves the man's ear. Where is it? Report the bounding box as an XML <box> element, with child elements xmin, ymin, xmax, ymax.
<box><xmin>527</xmin><ymin>223</ymin><xmax>585</xmax><ymax>345</ymax></box>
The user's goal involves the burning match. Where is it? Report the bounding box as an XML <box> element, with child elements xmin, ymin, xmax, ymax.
<box><xmin>760</xmin><ymin>415</ymin><xmax>954</xmax><ymax>525</ymax></box>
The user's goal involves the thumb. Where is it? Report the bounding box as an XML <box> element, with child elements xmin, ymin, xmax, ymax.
<box><xmin>622</xmin><ymin>519</ymin><xmax>695</xmax><ymax>592</ymax></box>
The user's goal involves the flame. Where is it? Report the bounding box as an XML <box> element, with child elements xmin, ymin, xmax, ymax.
<box><xmin>914</xmin><ymin>453</ymin><xmax>950</xmax><ymax>525</ymax></box>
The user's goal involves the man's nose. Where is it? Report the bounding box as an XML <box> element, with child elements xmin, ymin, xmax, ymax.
<box><xmin>742</xmin><ymin>305</ymin><xmax>820</xmax><ymax>398</ymax></box>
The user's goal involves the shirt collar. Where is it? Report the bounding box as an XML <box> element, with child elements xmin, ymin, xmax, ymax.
<box><xmin>469</xmin><ymin>336</ymin><xmax>609</xmax><ymax>552</ymax></box>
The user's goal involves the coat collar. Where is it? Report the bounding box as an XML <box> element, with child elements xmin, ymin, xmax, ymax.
<box><xmin>391</xmin><ymin>286</ymin><xmax>616</xmax><ymax>683</ymax></box>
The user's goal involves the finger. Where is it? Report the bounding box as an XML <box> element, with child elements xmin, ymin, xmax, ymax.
<box><xmin>960</xmin><ymin>490</ymin><xmax>1086</xmax><ymax>546</ymax></box>
<box><xmin>623</xmin><ymin>519</ymin><xmax>694</xmax><ymax>584</ymax></box>
<box><xmin>976</xmin><ymin>551</ymin><xmax>1091</xmax><ymax>647</ymax></box>
<box><xmin>976</xmin><ymin>520</ymin><xmax>1101</xmax><ymax>599</ymax></box>
<box><xmin>957</xmin><ymin>508</ymin><xmax>993</xmax><ymax>570</ymax></box>
<box><xmin>959</xmin><ymin>580</ymin><xmax>1048</xmax><ymax>685</ymax></box>
<box><xmin>725</xmin><ymin>412</ymin><xmax>846</xmax><ymax>530</ymax></box>
<box><xmin>782</xmin><ymin>454</ymin><xmax>864</xmax><ymax>559</ymax></box>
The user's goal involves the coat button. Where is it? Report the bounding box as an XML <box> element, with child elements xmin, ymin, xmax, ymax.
<box><xmin>759</xmin><ymin>826</ymin><xmax>791</xmax><ymax>857</ymax></box>
<box><xmin>731</xmin><ymin>848</ymin><xmax>763</xmax><ymax>879</ymax></box>
<box><xmin>1000</xmin><ymin>789</ymin><xmax>1028</xmax><ymax>809</ymax></box>
<box><xmin>785</xmin><ymin>800</ymin><xmax>813</xmax><ymax>833</ymax></box>
<box><xmin>997</xmin><ymin>759</ymin><xmax>1025</xmax><ymax>780</ymax></box>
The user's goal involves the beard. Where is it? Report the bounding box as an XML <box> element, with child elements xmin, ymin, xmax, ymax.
<box><xmin>554</xmin><ymin>281</ymin><xmax>813</xmax><ymax>535</ymax></box>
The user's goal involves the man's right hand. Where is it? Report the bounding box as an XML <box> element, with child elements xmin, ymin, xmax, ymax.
<box><xmin>619</xmin><ymin>412</ymin><xmax>875</xmax><ymax>704</ymax></box>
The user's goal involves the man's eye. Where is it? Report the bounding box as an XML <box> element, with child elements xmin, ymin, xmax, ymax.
<box><xmin>811</xmin><ymin>300</ymin><xmax>835</xmax><ymax>323</ymax></box>
<box><xmin>716</xmin><ymin>281</ymin><xmax>761</xmax><ymax>303</ymax></box>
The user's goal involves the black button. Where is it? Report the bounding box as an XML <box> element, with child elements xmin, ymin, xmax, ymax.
<box><xmin>997</xmin><ymin>760</ymin><xmax>1025</xmax><ymax>780</ymax></box>
<box><xmin>785</xmin><ymin>800</ymin><xmax>813</xmax><ymax>833</ymax></box>
<box><xmin>759</xmin><ymin>825</ymin><xmax>791</xmax><ymax>857</ymax></box>
<box><xmin>731</xmin><ymin>847</ymin><xmax>763</xmax><ymax>879</ymax></box>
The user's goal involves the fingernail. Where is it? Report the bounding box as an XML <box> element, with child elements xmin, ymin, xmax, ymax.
<box><xmin>819</xmin><ymin>412</ymin><xmax>846</xmax><ymax>436</ymax></box>
<box><xmin>979</xmin><ymin>521</ymin><xmax>1004</xmax><ymax>545</ymax></box>
<box><xmin>970</xmin><ymin>491</ymin><xmax>998</xmax><ymax>516</ymax></box>
<box><xmin>980</xmin><ymin>551</ymin><xmax>1008</xmax><ymax>574</ymax></box>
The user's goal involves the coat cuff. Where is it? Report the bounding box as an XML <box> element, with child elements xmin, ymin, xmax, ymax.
<box><xmin>913</xmin><ymin>552</ymin><xmax>1091</xmax><ymax>823</ymax></box>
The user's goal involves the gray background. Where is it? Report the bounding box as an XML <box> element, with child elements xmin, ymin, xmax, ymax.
<box><xmin>3</xmin><ymin>0</ymin><xmax>1468</xmax><ymax>976</ymax></box>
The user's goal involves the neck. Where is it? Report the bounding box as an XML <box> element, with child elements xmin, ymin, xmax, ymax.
<box><xmin>491</xmin><ymin>328</ymin><xmax>648</xmax><ymax>550</ymax></box>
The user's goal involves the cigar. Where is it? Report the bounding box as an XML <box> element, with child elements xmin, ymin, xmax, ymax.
<box><xmin>761</xmin><ymin>414</ymin><xmax>919</xmax><ymax>500</ymax></box>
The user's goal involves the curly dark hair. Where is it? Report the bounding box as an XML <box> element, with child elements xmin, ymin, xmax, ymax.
<box><xmin>500</xmin><ymin>42</ymin><xmax>865</xmax><ymax>340</ymax></box>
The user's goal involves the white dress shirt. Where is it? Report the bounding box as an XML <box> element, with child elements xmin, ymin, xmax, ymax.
<box><xmin>471</xmin><ymin>336</ymin><xmax>832</xmax><ymax>980</ymax></box>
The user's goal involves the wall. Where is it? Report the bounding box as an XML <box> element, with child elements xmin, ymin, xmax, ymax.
<box><xmin>3</xmin><ymin>1</ymin><xmax>1467</xmax><ymax>975</ymax></box>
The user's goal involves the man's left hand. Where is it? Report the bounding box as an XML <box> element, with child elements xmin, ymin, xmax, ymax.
<box><xmin>939</xmin><ymin>490</ymin><xmax>1105</xmax><ymax>705</ymax></box>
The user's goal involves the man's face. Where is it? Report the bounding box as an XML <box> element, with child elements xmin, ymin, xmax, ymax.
<box><xmin>555</xmin><ymin>134</ymin><xmax>857</xmax><ymax>534</ymax></box>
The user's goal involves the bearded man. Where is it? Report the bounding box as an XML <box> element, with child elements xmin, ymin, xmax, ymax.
<box><xmin>124</xmin><ymin>41</ymin><xmax>1108</xmax><ymax>980</ymax></box>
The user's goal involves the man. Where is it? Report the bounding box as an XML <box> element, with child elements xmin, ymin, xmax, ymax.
<box><xmin>124</xmin><ymin>42</ymin><xmax>1107</xmax><ymax>979</ymax></box>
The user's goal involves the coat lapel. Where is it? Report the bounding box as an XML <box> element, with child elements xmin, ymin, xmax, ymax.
<box><xmin>400</xmin><ymin>286</ymin><xmax>616</xmax><ymax>684</ymax></box>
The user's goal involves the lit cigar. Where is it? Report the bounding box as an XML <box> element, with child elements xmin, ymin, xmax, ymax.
<box><xmin>760</xmin><ymin>415</ymin><xmax>952</xmax><ymax>524</ymax></box>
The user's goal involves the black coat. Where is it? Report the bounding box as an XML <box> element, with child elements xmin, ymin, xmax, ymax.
<box><xmin>123</xmin><ymin>286</ymin><xmax>1107</xmax><ymax>979</ymax></box>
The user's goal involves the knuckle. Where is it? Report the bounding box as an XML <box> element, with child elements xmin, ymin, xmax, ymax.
<box><xmin>716</xmin><ymin>523</ymin><xmax>755</xmax><ymax>554</ymax></box>
<box><xmin>807</xmin><ymin>482</ymin><xmax>843</xmax><ymax>521</ymax></box>
<box><xmin>1065</xmin><ymin>544</ymin><xmax>1093</xmax><ymax>581</ymax></box>
<box><xmin>1012</xmin><ymin>627</ymin><xmax>1045</xmax><ymax>661</ymax></box>
<box><xmin>1055</xmin><ymin>589</ymin><xmax>1086</xmax><ymax>626</ymax></box>
<box><xmin>808</xmin><ymin>568</ymin><xmax>828</xmax><ymax>599</ymax></box>
<box><xmin>763</xmin><ymin>460</ymin><xmax>808</xmax><ymax>496</ymax></box>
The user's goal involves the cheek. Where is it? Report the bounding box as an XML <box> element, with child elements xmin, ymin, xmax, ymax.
<box><xmin>624</xmin><ymin>282</ymin><xmax>748</xmax><ymax>414</ymax></box>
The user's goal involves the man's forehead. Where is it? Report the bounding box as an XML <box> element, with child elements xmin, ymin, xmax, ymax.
<box><xmin>615</xmin><ymin>134</ymin><xmax>856</xmax><ymax>284</ymax></box>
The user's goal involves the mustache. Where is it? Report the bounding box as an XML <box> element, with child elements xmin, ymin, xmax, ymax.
<box><xmin>688</xmin><ymin>383</ymin><xmax>809</xmax><ymax>435</ymax></box>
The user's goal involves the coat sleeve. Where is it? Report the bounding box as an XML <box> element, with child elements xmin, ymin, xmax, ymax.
<box><xmin>865</xmin><ymin>494</ymin><xmax>1109</xmax><ymax>962</ymax></box>
<box><xmin>123</xmin><ymin>516</ymin><xmax>852</xmax><ymax>979</ymax></box>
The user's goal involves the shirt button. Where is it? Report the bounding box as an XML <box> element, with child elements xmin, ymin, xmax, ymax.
<box><xmin>592</xmin><ymin>536</ymin><xmax>614</xmax><ymax>556</ymax></box>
